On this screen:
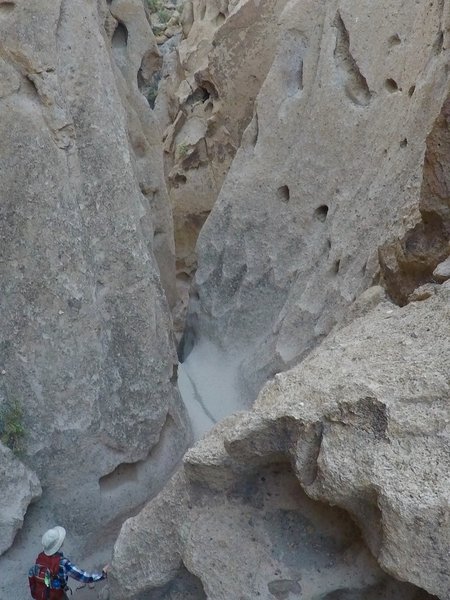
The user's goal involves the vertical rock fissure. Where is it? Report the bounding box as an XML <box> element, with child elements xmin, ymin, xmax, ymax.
<box><xmin>379</xmin><ymin>94</ymin><xmax>450</xmax><ymax>305</ymax></box>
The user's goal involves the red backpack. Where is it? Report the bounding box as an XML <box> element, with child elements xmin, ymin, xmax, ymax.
<box><xmin>28</xmin><ymin>552</ymin><xmax>65</xmax><ymax>600</ymax></box>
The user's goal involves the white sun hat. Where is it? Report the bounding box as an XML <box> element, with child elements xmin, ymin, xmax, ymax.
<box><xmin>42</xmin><ymin>526</ymin><xmax>66</xmax><ymax>556</ymax></box>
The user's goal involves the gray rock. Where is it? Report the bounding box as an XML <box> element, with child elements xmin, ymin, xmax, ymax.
<box><xmin>232</xmin><ymin>289</ymin><xmax>450</xmax><ymax>598</ymax></box>
<box><xmin>0</xmin><ymin>443</ymin><xmax>41</xmax><ymax>556</ymax></box>
<box><xmin>433</xmin><ymin>256</ymin><xmax>450</xmax><ymax>282</ymax></box>
<box><xmin>0</xmin><ymin>0</ymin><xmax>189</xmax><ymax>539</ymax></box>
<box><xmin>110</xmin><ymin>287</ymin><xmax>449</xmax><ymax>599</ymax></box>
<box><xmin>156</xmin><ymin>0</ymin><xmax>288</xmax><ymax>335</ymax></box>
<box><xmin>184</xmin><ymin>0</ymin><xmax>450</xmax><ymax>406</ymax></box>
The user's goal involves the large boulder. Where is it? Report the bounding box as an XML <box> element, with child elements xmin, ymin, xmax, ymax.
<box><xmin>0</xmin><ymin>0</ymin><xmax>190</xmax><ymax>538</ymax></box>
<box><xmin>0</xmin><ymin>443</ymin><xmax>41</xmax><ymax>556</ymax></box>
<box><xmin>183</xmin><ymin>0</ymin><xmax>450</xmax><ymax>404</ymax></box>
<box><xmin>109</xmin><ymin>285</ymin><xmax>449</xmax><ymax>599</ymax></box>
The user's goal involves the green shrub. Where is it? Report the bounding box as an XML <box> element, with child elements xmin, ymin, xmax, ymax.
<box><xmin>146</xmin><ymin>0</ymin><xmax>162</xmax><ymax>12</ymax></box>
<box><xmin>0</xmin><ymin>400</ymin><xmax>25</xmax><ymax>455</ymax></box>
<box><xmin>157</xmin><ymin>8</ymin><xmax>170</xmax><ymax>23</ymax></box>
<box><xmin>147</xmin><ymin>82</ymin><xmax>159</xmax><ymax>108</ymax></box>
<box><xmin>177</xmin><ymin>142</ymin><xmax>189</xmax><ymax>158</ymax></box>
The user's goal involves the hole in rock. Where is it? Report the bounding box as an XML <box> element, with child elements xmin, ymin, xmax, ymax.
<box><xmin>333</xmin><ymin>12</ymin><xmax>372</xmax><ymax>107</ymax></box>
<box><xmin>0</xmin><ymin>1</ymin><xmax>15</xmax><ymax>14</ymax></box>
<box><xmin>408</xmin><ymin>85</ymin><xmax>416</xmax><ymax>97</ymax></box>
<box><xmin>112</xmin><ymin>22</ymin><xmax>128</xmax><ymax>48</ymax></box>
<box><xmin>277</xmin><ymin>185</ymin><xmax>290</xmax><ymax>202</ymax></box>
<box><xmin>194</xmin><ymin>462</ymin><xmax>437</xmax><ymax>599</ymax></box>
<box><xmin>145</xmin><ymin>564</ymin><xmax>206</xmax><ymax>600</ymax></box>
<box><xmin>194</xmin><ymin>75</ymin><xmax>218</xmax><ymax>100</ymax></box>
<box><xmin>216</xmin><ymin>11</ymin><xmax>226</xmax><ymax>26</ymax></box>
<box><xmin>173</xmin><ymin>173</ymin><xmax>187</xmax><ymax>187</ymax></box>
<box><xmin>388</xmin><ymin>33</ymin><xmax>401</xmax><ymax>47</ymax></box>
<box><xmin>186</xmin><ymin>86</ymin><xmax>210</xmax><ymax>106</ymax></box>
<box><xmin>400</xmin><ymin>138</ymin><xmax>408</xmax><ymax>148</ymax></box>
<box><xmin>315</xmin><ymin>205</ymin><xmax>329</xmax><ymax>222</ymax></box>
<box><xmin>385</xmin><ymin>78</ymin><xmax>399</xmax><ymax>93</ymax></box>
<box><xmin>333</xmin><ymin>259</ymin><xmax>341</xmax><ymax>274</ymax></box>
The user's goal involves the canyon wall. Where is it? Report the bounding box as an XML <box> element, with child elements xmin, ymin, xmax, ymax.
<box><xmin>0</xmin><ymin>0</ymin><xmax>189</xmax><ymax>595</ymax></box>
<box><xmin>183</xmin><ymin>0</ymin><xmax>450</xmax><ymax>404</ymax></box>
<box><xmin>109</xmin><ymin>0</ymin><xmax>450</xmax><ymax>598</ymax></box>
<box><xmin>153</xmin><ymin>0</ymin><xmax>288</xmax><ymax>330</ymax></box>
<box><xmin>111</xmin><ymin>284</ymin><xmax>449</xmax><ymax>599</ymax></box>
<box><xmin>1</xmin><ymin>0</ymin><xmax>449</xmax><ymax>598</ymax></box>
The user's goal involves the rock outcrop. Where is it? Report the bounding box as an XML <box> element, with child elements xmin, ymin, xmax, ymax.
<box><xmin>0</xmin><ymin>0</ymin><xmax>189</xmax><ymax>561</ymax></box>
<box><xmin>110</xmin><ymin>285</ymin><xmax>449</xmax><ymax>599</ymax></box>
<box><xmin>183</xmin><ymin>0</ymin><xmax>450</xmax><ymax>404</ymax></box>
<box><xmin>153</xmin><ymin>0</ymin><xmax>288</xmax><ymax>331</ymax></box>
<box><xmin>0</xmin><ymin>443</ymin><xmax>41</xmax><ymax>556</ymax></box>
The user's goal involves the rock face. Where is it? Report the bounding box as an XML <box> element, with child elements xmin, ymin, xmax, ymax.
<box><xmin>0</xmin><ymin>443</ymin><xmax>41</xmax><ymax>556</ymax></box>
<box><xmin>0</xmin><ymin>0</ymin><xmax>189</xmax><ymax>553</ymax></box>
<box><xmin>153</xmin><ymin>0</ymin><xmax>288</xmax><ymax>331</ymax></box>
<box><xmin>110</xmin><ymin>287</ymin><xmax>449</xmax><ymax>599</ymax></box>
<box><xmin>183</xmin><ymin>0</ymin><xmax>450</xmax><ymax>403</ymax></box>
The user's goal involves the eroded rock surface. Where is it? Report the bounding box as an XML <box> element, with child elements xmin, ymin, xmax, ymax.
<box><xmin>0</xmin><ymin>443</ymin><xmax>41</xmax><ymax>556</ymax></box>
<box><xmin>110</xmin><ymin>287</ymin><xmax>449</xmax><ymax>599</ymax></box>
<box><xmin>153</xmin><ymin>0</ymin><xmax>288</xmax><ymax>331</ymax></box>
<box><xmin>0</xmin><ymin>0</ymin><xmax>189</xmax><ymax>575</ymax></box>
<box><xmin>183</xmin><ymin>0</ymin><xmax>450</xmax><ymax>404</ymax></box>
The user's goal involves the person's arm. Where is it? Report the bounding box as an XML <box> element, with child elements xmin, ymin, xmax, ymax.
<box><xmin>60</xmin><ymin>557</ymin><xmax>106</xmax><ymax>583</ymax></box>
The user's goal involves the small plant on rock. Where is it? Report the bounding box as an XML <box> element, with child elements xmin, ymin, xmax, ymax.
<box><xmin>177</xmin><ymin>142</ymin><xmax>189</xmax><ymax>158</ymax></box>
<box><xmin>157</xmin><ymin>8</ymin><xmax>171</xmax><ymax>24</ymax></box>
<box><xmin>146</xmin><ymin>82</ymin><xmax>159</xmax><ymax>108</ymax></box>
<box><xmin>0</xmin><ymin>399</ymin><xmax>25</xmax><ymax>455</ymax></box>
<box><xmin>146</xmin><ymin>0</ymin><xmax>162</xmax><ymax>12</ymax></box>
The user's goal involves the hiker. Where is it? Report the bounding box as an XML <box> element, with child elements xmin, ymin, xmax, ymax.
<box><xmin>28</xmin><ymin>526</ymin><xmax>108</xmax><ymax>600</ymax></box>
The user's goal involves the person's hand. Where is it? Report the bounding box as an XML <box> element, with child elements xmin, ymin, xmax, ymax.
<box><xmin>102</xmin><ymin>564</ymin><xmax>110</xmax><ymax>577</ymax></box>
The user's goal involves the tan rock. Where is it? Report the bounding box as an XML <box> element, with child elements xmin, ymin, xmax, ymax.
<box><xmin>185</xmin><ymin>0</ymin><xmax>450</xmax><ymax>403</ymax></box>
<box><xmin>0</xmin><ymin>0</ymin><xmax>189</xmax><ymax>591</ymax></box>
<box><xmin>433</xmin><ymin>255</ymin><xmax>450</xmax><ymax>282</ymax></box>
<box><xmin>110</xmin><ymin>288</ymin><xmax>449</xmax><ymax>599</ymax></box>
<box><xmin>408</xmin><ymin>283</ymin><xmax>438</xmax><ymax>302</ymax></box>
<box><xmin>0</xmin><ymin>443</ymin><xmax>41</xmax><ymax>556</ymax></box>
<box><xmin>154</xmin><ymin>0</ymin><xmax>289</xmax><ymax>334</ymax></box>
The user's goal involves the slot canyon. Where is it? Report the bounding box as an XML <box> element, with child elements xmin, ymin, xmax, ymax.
<box><xmin>0</xmin><ymin>1</ymin><xmax>448</xmax><ymax>599</ymax></box>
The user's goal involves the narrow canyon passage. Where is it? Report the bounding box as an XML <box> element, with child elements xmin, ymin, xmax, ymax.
<box><xmin>178</xmin><ymin>339</ymin><xmax>244</xmax><ymax>440</ymax></box>
<box><xmin>1</xmin><ymin>1</ymin><xmax>449</xmax><ymax>599</ymax></box>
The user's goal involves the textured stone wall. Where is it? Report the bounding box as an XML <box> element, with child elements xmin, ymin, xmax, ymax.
<box><xmin>110</xmin><ymin>286</ymin><xmax>450</xmax><ymax>599</ymax></box>
<box><xmin>153</xmin><ymin>0</ymin><xmax>288</xmax><ymax>332</ymax></box>
<box><xmin>184</xmin><ymin>0</ymin><xmax>450</xmax><ymax>403</ymax></box>
<box><xmin>0</xmin><ymin>0</ymin><xmax>190</xmax><ymax>560</ymax></box>
<box><xmin>108</xmin><ymin>0</ymin><xmax>450</xmax><ymax>598</ymax></box>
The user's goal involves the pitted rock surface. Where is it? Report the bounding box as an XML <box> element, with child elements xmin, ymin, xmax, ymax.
<box><xmin>110</xmin><ymin>288</ymin><xmax>449</xmax><ymax>599</ymax></box>
<box><xmin>185</xmin><ymin>0</ymin><xmax>450</xmax><ymax>404</ymax></box>
<box><xmin>0</xmin><ymin>0</ymin><xmax>190</xmax><ymax>596</ymax></box>
<box><xmin>153</xmin><ymin>0</ymin><xmax>288</xmax><ymax>333</ymax></box>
